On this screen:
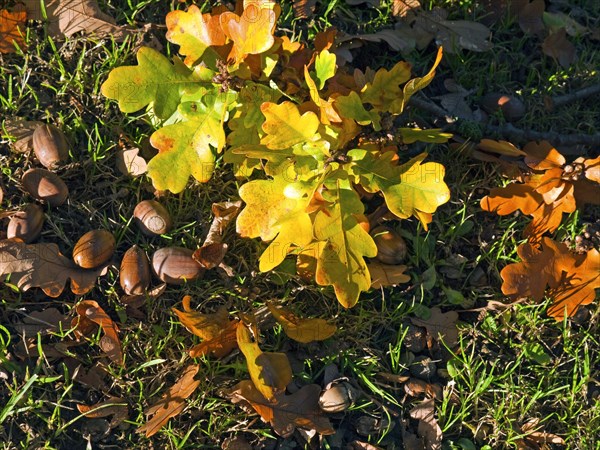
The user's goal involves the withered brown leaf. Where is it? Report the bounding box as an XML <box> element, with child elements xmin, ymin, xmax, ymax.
<box><xmin>0</xmin><ymin>240</ymin><xmax>107</xmax><ymax>297</ymax></box>
<box><xmin>228</xmin><ymin>380</ymin><xmax>335</xmax><ymax>438</ymax></box>
<box><xmin>137</xmin><ymin>364</ymin><xmax>201</xmax><ymax>437</ymax></box>
<box><xmin>73</xmin><ymin>300</ymin><xmax>123</xmax><ymax>365</ymax></box>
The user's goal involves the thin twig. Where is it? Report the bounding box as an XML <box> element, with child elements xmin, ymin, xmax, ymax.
<box><xmin>408</xmin><ymin>95</ymin><xmax>600</xmax><ymax>147</ymax></box>
<box><xmin>546</xmin><ymin>83</ymin><xmax>600</xmax><ymax>110</ymax></box>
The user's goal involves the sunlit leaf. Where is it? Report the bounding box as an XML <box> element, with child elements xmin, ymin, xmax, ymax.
<box><xmin>260</xmin><ymin>102</ymin><xmax>320</xmax><ymax>149</ymax></box>
<box><xmin>267</xmin><ymin>302</ymin><xmax>336</xmax><ymax>343</ymax></box>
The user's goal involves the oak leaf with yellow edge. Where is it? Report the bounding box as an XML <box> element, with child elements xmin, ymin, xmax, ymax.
<box><xmin>260</xmin><ymin>102</ymin><xmax>320</xmax><ymax>149</ymax></box>
<box><xmin>267</xmin><ymin>302</ymin><xmax>336</xmax><ymax>343</ymax></box>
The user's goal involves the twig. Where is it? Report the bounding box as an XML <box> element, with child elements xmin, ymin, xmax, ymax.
<box><xmin>546</xmin><ymin>83</ymin><xmax>600</xmax><ymax>110</ymax></box>
<box><xmin>408</xmin><ymin>95</ymin><xmax>600</xmax><ymax>148</ymax></box>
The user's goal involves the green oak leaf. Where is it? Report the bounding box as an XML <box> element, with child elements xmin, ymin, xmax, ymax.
<box><xmin>348</xmin><ymin>150</ymin><xmax>450</xmax><ymax>220</ymax></box>
<box><xmin>314</xmin><ymin>178</ymin><xmax>377</xmax><ymax>308</ymax></box>
<box><xmin>359</xmin><ymin>60</ymin><xmax>412</xmax><ymax>114</ymax></box>
<box><xmin>100</xmin><ymin>46</ymin><xmax>200</xmax><ymax>120</ymax></box>
<box><xmin>314</xmin><ymin>49</ymin><xmax>336</xmax><ymax>90</ymax></box>
<box><xmin>334</xmin><ymin>91</ymin><xmax>381</xmax><ymax>130</ymax></box>
<box><xmin>401</xmin><ymin>47</ymin><xmax>443</xmax><ymax>112</ymax></box>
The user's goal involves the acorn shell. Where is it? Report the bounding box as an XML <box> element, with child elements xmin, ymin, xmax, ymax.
<box><xmin>133</xmin><ymin>200</ymin><xmax>172</xmax><ymax>236</ymax></box>
<box><xmin>120</xmin><ymin>245</ymin><xmax>151</xmax><ymax>295</ymax></box>
<box><xmin>371</xmin><ymin>225</ymin><xmax>407</xmax><ymax>265</ymax></box>
<box><xmin>21</xmin><ymin>168</ymin><xmax>69</xmax><ymax>207</ymax></box>
<box><xmin>32</xmin><ymin>124</ymin><xmax>69</xmax><ymax>169</ymax></box>
<box><xmin>152</xmin><ymin>247</ymin><xmax>204</xmax><ymax>284</ymax></box>
<box><xmin>7</xmin><ymin>204</ymin><xmax>44</xmax><ymax>243</ymax></box>
<box><xmin>73</xmin><ymin>230</ymin><xmax>116</xmax><ymax>269</ymax></box>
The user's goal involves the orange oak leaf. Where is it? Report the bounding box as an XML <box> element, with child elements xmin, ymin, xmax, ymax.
<box><xmin>266</xmin><ymin>302</ymin><xmax>336</xmax><ymax>343</ymax></box>
<box><xmin>500</xmin><ymin>237</ymin><xmax>600</xmax><ymax>319</ymax></box>
<box><xmin>220</xmin><ymin>2</ymin><xmax>280</xmax><ymax>64</ymax></box>
<box><xmin>0</xmin><ymin>6</ymin><xmax>26</xmax><ymax>54</ymax></box>
<box><xmin>77</xmin><ymin>397</ymin><xmax>128</xmax><ymax>428</ymax></box>
<box><xmin>228</xmin><ymin>380</ymin><xmax>335</xmax><ymax>438</ymax></box>
<box><xmin>0</xmin><ymin>240</ymin><xmax>108</xmax><ymax>297</ymax></box>
<box><xmin>137</xmin><ymin>364</ymin><xmax>201</xmax><ymax>437</ymax></box>
<box><xmin>172</xmin><ymin>296</ymin><xmax>239</xmax><ymax>358</ymax></box>
<box><xmin>72</xmin><ymin>300</ymin><xmax>123</xmax><ymax>365</ymax></box>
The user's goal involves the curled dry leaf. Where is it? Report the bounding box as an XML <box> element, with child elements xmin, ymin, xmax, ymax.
<box><xmin>1</xmin><ymin>118</ymin><xmax>44</xmax><ymax>153</ymax></box>
<box><xmin>410</xmin><ymin>307</ymin><xmax>458</xmax><ymax>347</ymax></box>
<box><xmin>227</xmin><ymin>380</ymin><xmax>335</xmax><ymax>438</ymax></box>
<box><xmin>73</xmin><ymin>300</ymin><xmax>123</xmax><ymax>365</ymax></box>
<box><xmin>368</xmin><ymin>261</ymin><xmax>411</xmax><ymax>289</ymax></box>
<box><xmin>409</xmin><ymin>398</ymin><xmax>442</xmax><ymax>450</ymax></box>
<box><xmin>77</xmin><ymin>397</ymin><xmax>128</xmax><ymax>428</ymax></box>
<box><xmin>392</xmin><ymin>0</ymin><xmax>421</xmax><ymax>18</ymax></box>
<box><xmin>21</xmin><ymin>0</ymin><xmax>131</xmax><ymax>40</ymax></box>
<box><xmin>137</xmin><ymin>364</ymin><xmax>201</xmax><ymax>437</ymax></box>
<box><xmin>172</xmin><ymin>296</ymin><xmax>238</xmax><ymax>358</ymax></box>
<box><xmin>12</xmin><ymin>308</ymin><xmax>70</xmax><ymax>338</ymax></box>
<box><xmin>266</xmin><ymin>302</ymin><xmax>337</xmax><ymax>343</ymax></box>
<box><xmin>292</xmin><ymin>0</ymin><xmax>317</xmax><ymax>19</ymax></box>
<box><xmin>116</xmin><ymin>148</ymin><xmax>147</xmax><ymax>177</ymax></box>
<box><xmin>0</xmin><ymin>240</ymin><xmax>108</xmax><ymax>297</ymax></box>
<box><xmin>501</xmin><ymin>237</ymin><xmax>599</xmax><ymax>319</ymax></box>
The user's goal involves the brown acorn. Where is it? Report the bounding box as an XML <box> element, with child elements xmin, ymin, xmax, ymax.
<box><xmin>6</xmin><ymin>204</ymin><xmax>44</xmax><ymax>243</ymax></box>
<box><xmin>133</xmin><ymin>200</ymin><xmax>172</xmax><ymax>236</ymax></box>
<box><xmin>319</xmin><ymin>380</ymin><xmax>359</xmax><ymax>413</ymax></box>
<box><xmin>480</xmin><ymin>93</ymin><xmax>526</xmax><ymax>122</ymax></box>
<box><xmin>120</xmin><ymin>245</ymin><xmax>151</xmax><ymax>295</ymax></box>
<box><xmin>21</xmin><ymin>168</ymin><xmax>68</xmax><ymax>207</ymax></box>
<box><xmin>152</xmin><ymin>247</ymin><xmax>204</xmax><ymax>284</ymax></box>
<box><xmin>32</xmin><ymin>124</ymin><xmax>69</xmax><ymax>169</ymax></box>
<box><xmin>73</xmin><ymin>230</ymin><xmax>116</xmax><ymax>269</ymax></box>
<box><xmin>371</xmin><ymin>225</ymin><xmax>407</xmax><ymax>265</ymax></box>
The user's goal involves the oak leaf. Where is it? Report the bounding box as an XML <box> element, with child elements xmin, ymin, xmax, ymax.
<box><xmin>260</xmin><ymin>102</ymin><xmax>320</xmax><ymax>149</ymax></box>
<box><xmin>237</xmin><ymin>321</ymin><xmax>292</xmax><ymax>401</ymax></box>
<box><xmin>401</xmin><ymin>46</ymin><xmax>443</xmax><ymax>111</ymax></box>
<box><xmin>228</xmin><ymin>380</ymin><xmax>335</xmax><ymax>438</ymax></box>
<box><xmin>266</xmin><ymin>302</ymin><xmax>336</xmax><ymax>343</ymax></box>
<box><xmin>73</xmin><ymin>300</ymin><xmax>123</xmax><ymax>365</ymax></box>
<box><xmin>137</xmin><ymin>364</ymin><xmax>201</xmax><ymax>437</ymax></box>
<box><xmin>77</xmin><ymin>397</ymin><xmax>128</xmax><ymax>428</ymax></box>
<box><xmin>368</xmin><ymin>262</ymin><xmax>410</xmax><ymax>289</ymax></box>
<box><xmin>0</xmin><ymin>7</ymin><xmax>26</xmax><ymax>54</ymax></box>
<box><xmin>410</xmin><ymin>307</ymin><xmax>459</xmax><ymax>347</ymax></box>
<box><xmin>0</xmin><ymin>240</ymin><xmax>107</xmax><ymax>297</ymax></box>
<box><xmin>500</xmin><ymin>237</ymin><xmax>599</xmax><ymax>319</ymax></box>
<box><xmin>359</xmin><ymin>60</ymin><xmax>412</xmax><ymax>114</ymax></box>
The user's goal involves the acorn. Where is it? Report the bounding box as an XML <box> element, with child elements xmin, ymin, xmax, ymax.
<box><xmin>371</xmin><ymin>225</ymin><xmax>407</xmax><ymax>265</ymax></box>
<box><xmin>133</xmin><ymin>200</ymin><xmax>172</xmax><ymax>236</ymax></box>
<box><xmin>6</xmin><ymin>204</ymin><xmax>44</xmax><ymax>243</ymax></box>
<box><xmin>151</xmin><ymin>247</ymin><xmax>204</xmax><ymax>284</ymax></box>
<box><xmin>119</xmin><ymin>245</ymin><xmax>151</xmax><ymax>295</ymax></box>
<box><xmin>32</xmin><ymin>124</ymin><xmax>69</xmax><ymax>169</ymax></box>
<box><xmin>21</xmin><ymin>168</ymin><xmax>68</xmax><ymax>207</ymax></box>
<box><xmin>480</xmin><ymin>93</ymin><xmax>526</xmax><ymax>122</ymax></box>
<box><xmin>319</xmin><ymin>379</ymin><xmax>359</xmax><ymax>413</ymax></box>
<box><xmin>73</xmin><ymin>230</ymin><xmax>116</xmax><ymax>269</ymax></box>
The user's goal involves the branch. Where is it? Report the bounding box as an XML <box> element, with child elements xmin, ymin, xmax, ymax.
<box><xmin>545</xmin><ymin>83</ymin><xmax>600</xmax><ymax>110</ymax></box>
<box><xmin>408</xmin><ymin>95</ymin><xmax>600</xmax><ymax>147</ymax></box>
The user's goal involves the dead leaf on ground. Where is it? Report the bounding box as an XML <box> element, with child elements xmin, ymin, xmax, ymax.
<box><xmin>22</xmin><ymin>0</ymin><xmax>131</xmax><ymax>40</ymax></box>
<box><xmin>77</xmin><ymin>397</ymin><xmax>128</xmax><ymax>428</ymax></box>
<box><xmin>292</xmin><ymin>0</ymin><xmax>317</xmax><ymax>19</ymax></box>
<box><xmin>518</xmin><ymin>0</ymin><xmax>545</xmax><ymax>35</ymax></box>
<box><xmin>410</xmin><ymin>307</ymin><xmax>459</xmax><ymax>347</ymax></box>
<box><xmin>368</xmin><ymin>261</ymin><xmax>411</xmax><ymax>288</ymax></box>
<box><xmin>409</xmin><ymin>398</ymin><xmax>442</xmax><ymax>450</ymax></box>
<box><xmin>542</xmin><ymin>28</ymin><xmax>576</xmax><ymax>68</ymax></box>
<box><xmin>266</xmin><ymin>302</ymin><xmax>337</xmax><ymax>343</ymax></box>
<box><xmin>348</xmin><ymin>441</ymin><xmax>385</xmax><ymax>450</ymax></box>
<box><xmin>12</xmin><ymin>308</ymin><xmax>70</xmax><ymax>337</ymax></box>
<box><xmin>501</xmin><ymin>237</ymin><xmax>599</xmax><ymax>320</ymax></box>
<box><xmin>116</xmin><ymin>148</ymin><xmax>147</xmax><ymax>177</ymax></box>
<box><xmin>0</xmin><ymin>240</ymin><xmax>108</xmax><ymax>297</ymax></box>
<box><xmin>2</xmin><ymin>118</ymin><xmax>45</xmax><ymax>153</ymax></box>
<box><xmin>72</xmin><ymin>300</ymin><xmax>123</xmax><ymax>365</ymax></box>
<box><xmin>336</xmin><ymin>28</ymin><xmax>417</xmax><ymax>53</ymax></box>
<box><xmin>137</xmin><ymin>364</ymin><xmax>201</xmax><ymax>437</ymax></box>
<box><xmin>392</xmin><ymin>0</ymin><xmax>421</xmax><ymax>18</ymax></box>
<box><xmin>0</xmin><ymin>6</ymin><xmax>27</xmax><ymax>54</ymax></box>
<box><xmin>228</xmin><ymin>380</ymin><xmax>335</xmax><ymax>438</ymax></box>
<box><xmin>518</xmin><ymin>418</ymin><xmax>566</xmax><ymax>447</ymax></box>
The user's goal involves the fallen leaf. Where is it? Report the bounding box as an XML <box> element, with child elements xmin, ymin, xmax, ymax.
<box><xmin>501</xmin><ymin>237</ymin><xmax>599</xmax><ymax>319</ymax></box>
<box><xmin>73</xmin><ymin>300</ymin><xmax>123</xmax><ymax>365</ymax></box>
<box><xmin>414</xmin><ymin>11</ymin><xmax>492</xmax><ymax>53</ymax></box>
<box><xmin>348</xmin><ymin>441</ymin><xmax>385</xmax><ymax>450</ymax></box>
<box><xmin>12</xmin><ymin>308</ymin><xmax>70</xmax><ymax>337</ymax></box>
<box><xmin>409</xmin><ymin>399</ymin><xmax>442</xmax><ymax>450</ymax></box>
<box><xmin>189</xmin><ymin>320</ymin><xmax>238</xmax><ymax>359</ymax></box>
<box><xmin>228</xmin><ymin>380</ymin><xmax>335</xmax><ymax>438</ymax></box>
<box><xmin>292</xmin><ymin>0</ymin><xmax>317</xmax><ymax>19</ymax></box>
<box><xmin>0</xmin><ymin>240</ymin><xmax>108</xmax><ymax>297</ymax></box>
<box><xmin>266</xmin><ymin>302</ymin><xmax>337</xmax><ymax>343</ymax></box>
<box><xmin>237</xmin><ymin>321</ymin><xmax>292</xmax><ymax>401</ymax></box>
<box><xmin>1</xmin><ymin>118</ymin><xmax>44</xmax><ymax>153</ymax></box>
<box><xmin>116</xmin><ymin>148</ymin><xmax>147</xmax><ymax>177</ymax></box>
<box><xmin>518</xmin><ymin>0</ymin><xmax>545</xmax><ymax>35</ymax></box>
<box><xmin>137</xmin><ymin>364</ymin><xmax>201</xmax><ymax>437</ymax></box>
<box><xmin>0</xmin><ymin>6</ymin><xmax>27</xmax><ymax>54</ymax></box>
<box><xmin>22</xmin><ymin>0</ymin><xmax>130</xmax><ymax>39</ymax></box>
<box><xmin>77</xmin><ymin>397</ymin><xmax>128</xmax><ymax>428</ymax></box>
<box><xmin>520</xmin><ymin>418</ymin><xmax>566</xmax><ymax>445</ymax></box>
<box><xmin>368</xmin><ymin>261</ymin><xmax>411</xmax><ymax>288</ymax></box>
<box><xmin>542</xmin><ymin>28</ymin><xmax>576</xmax><ymax>68</ymax></box>
<box><xmin>172</xmin><ymin>296</ymin><xmax>230</xmax><ymax>340</ymax></box>
<box><xmin>410</xmin><ymin>307</ymin><xmax>458</xmax><ymax>347</ymax></box>
<box><xmin>392</xmin><ymin>0</ymin><xmax>421</xmax><ymax>18</ymax></box>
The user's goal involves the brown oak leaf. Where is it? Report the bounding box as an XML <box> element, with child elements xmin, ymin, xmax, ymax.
<box><xmin>0</xmin><ymin>240</ymin><xmax>108</xmax><ymax>297</ymax></box>
<box><xmin>72</xmin><ymin>300</ymin><xmax>123</xmax><ymax>365</ymax></box>
<box><xmin>501</xmin><ymin>237</ymin><xmax>600</xmax><ymax>319</ymax></box>
<box><xmin>227</xmin><ymin>380</ymin><xmax>335</xmax><ymax>438</ymax></box>
<box><xmin>0</xmin><ymin>6</ymin><xmax>27</xmax><ymax>54</ymax></box>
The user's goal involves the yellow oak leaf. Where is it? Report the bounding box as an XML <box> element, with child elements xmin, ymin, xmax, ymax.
<box><xmin>260</xmin><ymin>101</ymin><xmax>320</xmax><ymax>149</ymax></box>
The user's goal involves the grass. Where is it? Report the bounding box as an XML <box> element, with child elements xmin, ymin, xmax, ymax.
<box><xmin>1</xmin><ymin>0</ymin><xmax>599</xmax><ymax>448</ymax></box>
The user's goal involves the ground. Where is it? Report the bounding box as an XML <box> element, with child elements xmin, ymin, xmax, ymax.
<box><xmin>0</xmin><ymin>0</ymin><xmax>599</xmax><ymax>449</ymax></box>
